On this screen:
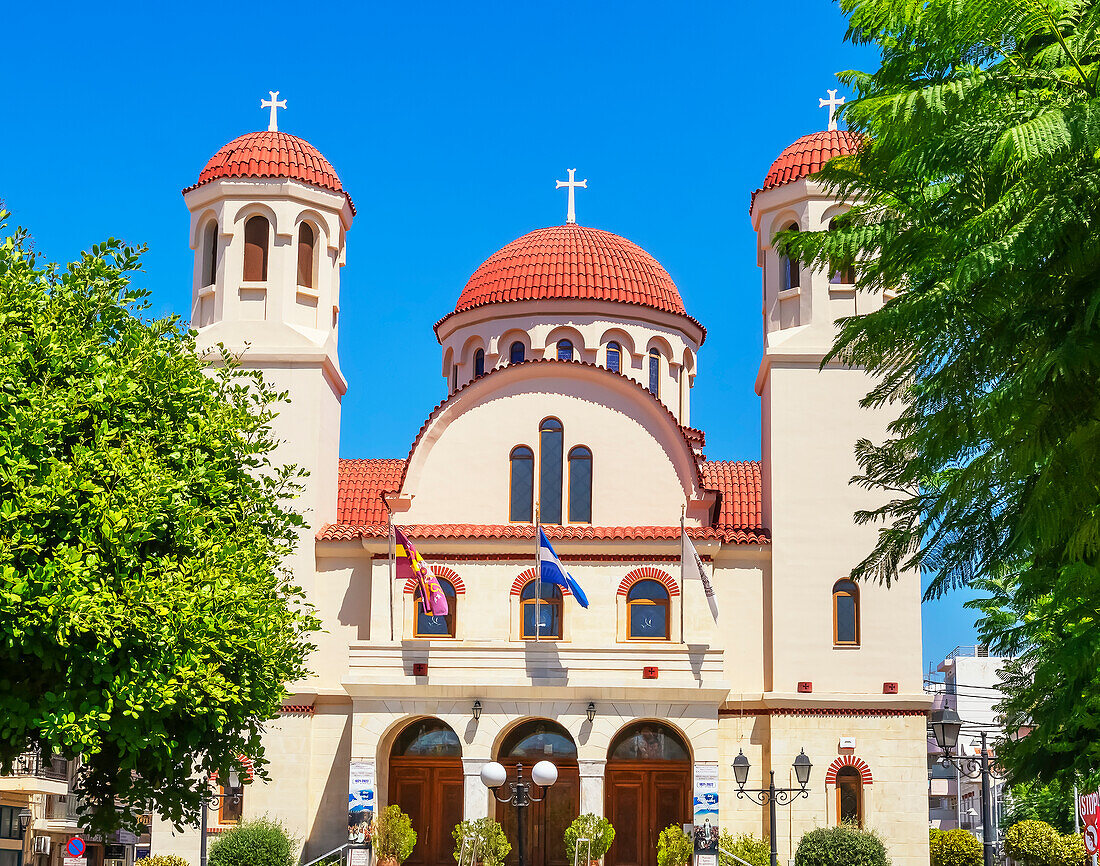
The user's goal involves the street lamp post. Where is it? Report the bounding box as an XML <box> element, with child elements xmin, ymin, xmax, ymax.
<box><xmin>731</xmin><ymin>749</ymin><xmax>813</xmax><ymax>866</ymax></box>
<box><xmin>929</xmin><ymin>708</ymin><xmax>1004</xmax><ymax>866</ymax></box>
<box><xmin>199</xmin><ymin>772</ymin><xmax>242</xmax><ymax>866</ymax></box>
<box><xmin>480</xmin><ymin>760</ymin><xmax>558</xmax><ymax>866</ymax></box>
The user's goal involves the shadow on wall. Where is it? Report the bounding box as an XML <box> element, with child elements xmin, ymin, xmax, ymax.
<box><xmin>524</xmin><ymin>642</ymin><xmax>567</xmax><ymax>682</ymax></box>
<box><xmin>336</xmin><ymin>559</ymin><xmax>372</xmax><ymax>641</ymax></box>
<box><xmin>303</xmin><ymin>707</ymin><xmax>353</xmax><ymax>863</ymax></box>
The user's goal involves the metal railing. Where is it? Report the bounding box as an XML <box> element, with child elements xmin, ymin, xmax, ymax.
<box><xmin>10</xmin><ymin>751</ymin><xmax>68</xmax><ymax>781</ymax></box>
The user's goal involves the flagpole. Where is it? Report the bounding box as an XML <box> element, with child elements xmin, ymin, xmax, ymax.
<box><xmin>680</xmin><ymin>504</ymin><xmax>686</xmax><ymax>645</ymax></box>
<box><xmin>386</xmin><ymin>498</ymin><xmax>395</xmax><ymax>642</ymax></box>
<box><xmin>535</xmin><ymin>503</ymin><xmax>541</xmax><ymax>642</ymax></box>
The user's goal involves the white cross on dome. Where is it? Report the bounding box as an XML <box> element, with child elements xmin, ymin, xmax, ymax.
<box><xmin>555</xmin><ymin>168</ymin><xmax>588</xmax><ymax>225</ymax></box>
<box><xmin>261</xmin><ymin>91</ymin><xmax>287</xmax><ymax>132</ymax></box>
<box><xmin>819</xmin><ymin>89</ymin><xmax>845</xmax><ymax>131</ymax></box>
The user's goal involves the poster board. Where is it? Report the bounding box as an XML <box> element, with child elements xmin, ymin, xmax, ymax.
<box><xmin>348</xmin><ymin>760</ymin><xmax>376</xmax><ymax>845</ymax></box>
<box><xmin>693</xmin><ymin>763</ymin><xmax>719</xmax><ymax>864</ymax></box>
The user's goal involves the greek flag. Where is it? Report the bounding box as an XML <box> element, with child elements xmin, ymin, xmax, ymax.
<box><xmin>538</xmin><ymin>528</ymin><xmax>589</xmax><ymax>608</ymax></box>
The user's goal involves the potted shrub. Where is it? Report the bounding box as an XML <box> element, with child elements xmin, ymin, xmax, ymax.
<box><xmin>373</xmin><ymin>805</ymin><xmax>418</xmax><ymax>866</ymax></box>
<box><xmin>207</xmin><ymin>818</ymin><xmax>296</xmax><ymax>866</ymax></box>
<box><xmin>656</xmin><ymin>825</ymin><xmax>693</xmax><ymax>866</ymax></box>
<box><xmin>794</xmin><ymin>826</ymin><xmax>888</xmax><ymax>866</ymax></box>
<box><xmin>717</xmin><ymin>832</ymin><xmax>769</xmax><ymax>866</ymax></box>
<box><xmin>929</xmin><ymin>827</ymin><xmax>982</xmax><ymax>866</ymax></box>
<box><xmin>564</xmin><ymin>814</ymin><xmax>615</xmax><ymax>866</ymax></box>
<box><xmin>453</xmin><ymin>817</ymin><xmax>511</xmax><ymax>866</ymax></box>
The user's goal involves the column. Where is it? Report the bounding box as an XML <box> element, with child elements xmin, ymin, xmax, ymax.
<box><xmin>463</xmin><ymin>758</ymin><xmax>490</xmax><ymax>820</ymax></box>
<box><xmin>578</xmin><ymin>759</ymin><xmax>607</xmax><ymax>816</ymax></box>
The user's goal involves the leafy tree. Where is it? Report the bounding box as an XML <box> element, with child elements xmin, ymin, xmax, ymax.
<box><xmin>1004</xmin><ymin>778</ymin><xmax>1077</xmax><ymax>834</ymax></box>
<box><xmin>782</xmin><ymin>0</ymin><xmax>1100</xmax><ymax>782</ymax></box>
<box><xmin>0</xmin><ymin>217</ymin><xmax>318</xmax><ymax>830</ymax></box>
<box><xmin>718</xmin><ymin>831</ymin><xmax>769</xmax><ymax>866</ymax></box>
<box><xmin>793</xmin><ymin>825</ymin><xmax>888</xmax><ymax>866</ymax></box>
<box><xmin>208</xmin><ymin>818</ymin><xmax>296</xmax><ymax>866</ymax></box>
<box><xmin>655</xmin><ymin>825</ymin><xmax>693</xmax><ymax>866</ymax></box>
<box><xmin>373</xmin><ymin>805</ymin><xmax>417</xmax><ymax>863</ymax></box>
<box><xmin>929</xmin><ymin>828</ymin><xmax>982</xmax><ymax>866</ymax></box>
<box><xmin>563</xmin><ymin>814</ymin><xmax>615</xmax><ymax>862</ymax></box>
<box><xmin>453</xmin><ymin>817</ymin><xmax>511</xmax><ymax>866</ymax></box>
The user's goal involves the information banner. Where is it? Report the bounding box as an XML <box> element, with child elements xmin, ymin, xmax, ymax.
<box><xmin>348</xmin><ymin>760</ymin><xmax>376</xmax><ymax>845</ymax></box>
<box><xmin>693</xmin><ymin>763</ymin><xmax>719</xmax><ymax>863</ymax></box>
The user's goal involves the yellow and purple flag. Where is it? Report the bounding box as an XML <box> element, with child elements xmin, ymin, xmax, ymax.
<box><xmin>394</xmin><ymin>526</ymin><xmax>449</xmax><ymax>616</ymax></box>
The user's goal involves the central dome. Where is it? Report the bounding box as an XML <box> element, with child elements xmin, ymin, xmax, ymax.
<box><xmin>450</xmin><ymin>224</ymin><xmax>686</xmax><ymax>319</ymax></box>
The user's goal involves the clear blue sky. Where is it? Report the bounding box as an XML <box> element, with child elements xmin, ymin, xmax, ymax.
<box><xmin>0</xmin><ymin>0</ymin><xmax>977</xmax><ymax>672</ymax></box>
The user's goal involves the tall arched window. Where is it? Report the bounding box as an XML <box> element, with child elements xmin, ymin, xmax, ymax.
<box><xmin>648</xmin><ymin>349</ymin><xmax>661</xmax><ymax>396</ymax></box>
<box><xmin>202</xmin><ymin>220</ymin><xmax>218</xmax><ymax>287</ymax></box>
<box><xmin>781</xmin><ymin>222</ymin><xmax>800</xmax><ymax>291</ymax></box>
<box><xmin>833</xmin><ymin>579</ymin><xmax>860</xmax><ymax>646</ymax></box>
<box><xmin>836</xmin><ymin>766</ymin><xmax>863</xmax><ymax>826</ymax></box>
<box><xmin>568</xmin><ymin>446</ymin><xmax>592</xmax><ymax>524</ymax></box>
<box><xmin>474</xmin><ymin>349</ymin><xmax>485</xmax><ymax>378</ymax></box>
<box><xmin>509</xmin><ymin>446</ymin><xmax>534</xmax><ymax>522</ymax></box>
<box><xmin>510</xmin><ymin>341</ymin><xmax>526</xmax><ymax>364</ymax></box>
<box><xmin>606</xmin><ymin>341</ymin><xmax>621</xmax><ymax>373</ymax></box>
<box><xmin>521</xmin><ymin>580</ymin><xmax>563</xmax><ymax>639</ymax></box>
<box><xmin>297</xmin><ymin>223</ymin><xmax>315</xmax><ymax>288</ymax></box>
<box><xmin>557</xmin><ymin>340</ymin><xmax>574</xmax><ymax>361</ymax></box>
<box><xmin>415</xmin><ymin>577</ymin><xmax>457</xmax><ymax>638</ymax></box>
<box><xmin>829</xmin><ymin>218</ymin><xmax>856</xmax><ymax>284</ymax></box>
<box><xmin>540</xmin><ymin>418</ymin><xmax>564</xmax><ymax>524</ymax></box>
<box><xmin>627</xmin><ymin>580</ymin><xmax>670</xmax><ymax>640</ymax></box>
<box><xmin>243</xmin><ymin>215</ymin><xmax>269</xmax><ymax>282</ymax></box>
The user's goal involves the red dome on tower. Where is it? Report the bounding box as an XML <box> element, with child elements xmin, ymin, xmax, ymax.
<box><xmin>756</xmin><ymin>130</ymin><xmax>863</xmax><ymax>199</ymax></box>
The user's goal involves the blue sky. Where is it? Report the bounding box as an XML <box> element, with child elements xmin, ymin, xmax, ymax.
<box><xmin>0</xmin><ymin>0</ymin><xmax>977</xmax><ymax>671</ymax></box>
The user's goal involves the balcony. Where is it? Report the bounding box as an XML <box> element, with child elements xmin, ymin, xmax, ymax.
<box><xmin>1</xmin><ymin>751</ymin><xmax>70</xmax><ymax>796</ymax></box>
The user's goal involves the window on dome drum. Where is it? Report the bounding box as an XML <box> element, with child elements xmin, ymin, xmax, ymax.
<box><xmin>539</xmin><ymin>418</ymin><xmax>564</xmax><ymax>524</ymax></box>
<box><xmin>557</xmin><ymin>339</ymin><xmax>574</xmax><ymax>361</ymax></box>
<box><xmin>521</xmin><ymin>580</ymin><xmax>563</xmax><ymax>639</ymax></box>
<box><xmin>781</xmin><ymin>222</ymin><xmax>800</xmax><ymax>291</ymax></box>
<box><xmin>474</xmin><ymin>349</ymin><xmax>485</xmax><ymax>377</ymax></box>
<box><xmin>219</xmin><ymin>781</ymin><xmax>244</xmax><ymax>824</ymax></box>
<box><xmin>833</xmin><ymin>579</ymin><xmax>860</xmax><ymax>646</ymax></box>
<box><xmin>415</xmin><ymin>577</ymin><xmax>457</xmax><ymax>638</ymax></box>
<box><xmin>568</xmin><ymin>446</ymin><xmax>592</xmax><ymax>524</ymax></box>
<box><xmin>202</xmin><ymin>220</ymin><xmax>218</xmax><ymax>287</ymax></box>
<box><xmin>243</xmin><ymin>215</ymin><xmax>269</xmax><ymax>282</ymax></box>
<box><xmin>649</xmin><ymin>349</ymin><xmax>661</xmax><ymax>396</ymax></box>
<box><xmin>509</xmin><ymin>446</ymin><xmax>534</xmax><ymax>522</ymax></box>
<box><xmin>606</xmin><ymin>341</ymin><xmax>621</xmax><ymax>373</ymax></box>
<box><xmin>627</xmin><ymin>579</ymin><xmax>670</xmax><ymax>640</ymax></box>
<box><xmin>297</xmin><ymin>223</ymin><xmax>315</xmax><ymax>288</ymax></box>
<box><xmin>510</xmin><ymin>341</ymin><xmax>526</xmax><ymax>364</ymax></box>
<box><xmin>452</xmin><ymin>364</ymin><xmax>458</xmax><ymax>393</ymax></box>
<box><xmin>828</xmin><ymin>219</ymin><xmax>856</xmax><ymax>284</ymax></box>
<box><xmin>836</xmin><ymin>766</ymin><xmax>863</xmax><ymax>826</ymax></box>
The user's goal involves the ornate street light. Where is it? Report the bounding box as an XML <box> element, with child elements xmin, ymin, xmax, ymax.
<box><xmin>930</xmin><ymin>707</ymin><xmax>962</xmax><ymax>753</ymax></box>
<box><xmin>472</xmin><ymin>700</ymin><xmax>482</xmax><ymax>722</ymax></box>
<box><xmin>732</xmin><ymin>749</ymin><xmax>813</xmax><ymax>866</ymax></box>
<box><xmin>17</xmin><ymin>808</ymin><xmax>31</xmax><ymax>838</ymax></box>
<box><xmin>586</xmin><ymin>702</ymin><xmax>596</xmax><ymax>723</ymax></box>
<box><xmin>199</xmin><ymin>771</ymin><xmax>241</xmax><ymax>866</ymax></box>
<box><xmin>481</xmin><ymin>760</ymin><xmax>557</xmax><ymax>866</ymax></box>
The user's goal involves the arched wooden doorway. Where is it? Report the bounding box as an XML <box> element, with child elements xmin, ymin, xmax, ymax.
<box><xmin>389</xmin><ymin>719</ymin><xmax>464</xmax><ymax>866</ymax></box>
<box><xmin>605</xmin><ymin>722</ymin><xmax>692</xmax><ymax>866</ymax></box>
<box><xmin>496</xmin><ymin>720</ymin><xmax>580</xmax><ymax>866</ymax></box>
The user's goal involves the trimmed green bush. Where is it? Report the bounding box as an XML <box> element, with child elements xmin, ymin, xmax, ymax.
<box><xmin>207</xmin><ymin>818</ymin><xmax>296</xmax><ymax>866</ymax></box>
<box><xmin>1051</xmin><ymin>833</ymin><xmax>1087</xmax><ymax>866</ymax></box>
<box><xmin>1005</xmin><ymin>820</ymin><xmax>1060</xmax><ymax>866</ymax></box>
<box><xmin>135</xmin><ymin>857</ymin><xmax>189</xmax><ymax>866</ymax></box>
<box><xmin>656</xmin><ymin>825</ymin><xmax>693</xmax><ymax>866</ymax></box>
<box><xmin>373</xmin><ymin>805</ymin><xmax>418</xmax><ymax>863</ymax></box>
<box><xmin>794</xmin><ymin>826</ymin><xmax>888</xmax><ymax>866</ymax></box>
<box><xmin>564</xmin><ymin>814</ymin><xmax>616</xmax><ymax>862</ymax></box>
<box><xmin>929</xmin><ymin>828</ymin><xmax>982</xmax><ymax>866</ymax></box>
<box><xmin>453</xmin><ymin>817</ymin><xmax>510</xmax><ymax>866</ymax></box>
<box><xmin>718</xmin><ymin>831</ymin><xmax>769</xmax><ymax>866</ymax></box>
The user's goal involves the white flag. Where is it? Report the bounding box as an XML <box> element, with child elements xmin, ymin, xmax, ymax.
<box><xmin>682</xmin><ymin>529</ymin><xmax>719</xmax><ymax>623</ymax></box>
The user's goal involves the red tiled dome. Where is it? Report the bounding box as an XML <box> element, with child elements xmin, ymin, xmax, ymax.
<box><xmin>758</xmin><ymin>130</ymin><xmax>863</xmax><ymax>195</ymax></box>
<box><xmin>450</xmin><ymin>224</ymin><xmax>686</xmax><ymax>319</ymax></box>
<box><xmin>185</xmin><ymin>131</ymin><xmax>354</xmax><ymax>212</ymax></box>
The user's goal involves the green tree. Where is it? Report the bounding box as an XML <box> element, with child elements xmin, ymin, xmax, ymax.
<box><xmin>453</xmin><ymin>817</ymin><xmax>511</xmax><ymax>866</ymax></box>
<box><xmin>1004</xmin><ymin>778</ymin><xmax>1077</xmax><ymax>834</ymax></box>
<box><xmin>718</xmin><ymin>831</ymin><xmax>769</xmax><ymax>866</ymax></box>
<box><xmin>208</xmin><ymin>818</ymin><xmax>296</xmax><ymax>866</ymax></box>
<box><xmin>794</xmin><ymin>826</ymin><xmax>888</xmax><ymax>866</ymax></box>
<box><xmin>655</xmin><ymin>825</ymin><xmax>693</xmax><ymax>866</ymax></box>
<box><xmin>782</xmin><ymin>0</ymin><xmax>1100</xmax><ymax>783</ymax></box>
<box><xmin>0</xmin><ymin>218</ymin><xmax>318</xmax><ymax>830</ymax></box>
<box><xmin>930</xmin><ymin>828</ymin><xmax>982</xmax><ymax>866</ymax></box>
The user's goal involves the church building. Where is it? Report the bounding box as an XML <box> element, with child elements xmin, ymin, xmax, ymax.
<box><xmin>154</xmin><ymin>99</ymin><xmax>930</xmax><ymax>866</ymax></box>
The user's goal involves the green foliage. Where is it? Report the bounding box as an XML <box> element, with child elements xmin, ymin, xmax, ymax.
<box><xmin>373</xmin><ymin>805</ymin><xmax>417</xmax><ymax>863</ymax></box>
<box><xmin>564</xmin><ymin>813</ymin><xmax>616</xmax><ymax>861</ymax></box>
<box><xmin>717</xmin><ymin>831</ymin><xmax>769</xmax><ymax>866</ymax></box>
<box><xmin>1052</xmin><ymin>832</ymin><xmax>1087</xmax><ymax>866</ymax></box>
<box><xmin>793</xmin><ymin>825</ymin><xmax>888</xmax><ymax>866</ymax></box>
<box><xmin>0</xmin><ymin>217</ymin><xmax>318</xmax><ymax>831</ymax></box>
<box><xmin>207</xmin><ymin>818</ymin><xmax>296</xmax><ymax>866</ymax></box>
<box><xmin>929</xmin><ymin>828</ymin><xmax>982</xmax><ymax>866</ymax></box>
<box><xmin>655</xmin><ymin>825</ymin><xmax>693</xmax><ymax>866</ymax></box>
<box><xmin>135</xmin><ymin>857</ymin><xmax>190</xmax><ymax>866</ymax></box>
<box><xmin>780</xmin><ymin>0</ymin><xmax>1100</xmax><ymax>783</ymax></box>
<box><xmin>1004</xmin><ymin>778</ymin><xmax>1077</xmax><ymax>834</ymax></box>
<box><xmin>1004</xmin><ymin>820</ymin><xmax>1086</xmax><ymax>866</ymax></box>
<box><xmin>453</xmin><ymin>817</ymin><xmax>510</xmax><ymax>866</ymax></box>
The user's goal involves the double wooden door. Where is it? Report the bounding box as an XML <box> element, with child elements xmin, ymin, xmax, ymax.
<box><xmin>498</xmin><ymin>762</ymin><xmax>579</xmax><ymax>866</ymax></box>
<box><xmin>604</xmin><ymin>762</ymin><xmax>692</xmax><ymax>866</ymax></box>
<box><xmin>389</xmin><ymin>757</ymin><xmax>464</xmax><ymax>866</ymax></box>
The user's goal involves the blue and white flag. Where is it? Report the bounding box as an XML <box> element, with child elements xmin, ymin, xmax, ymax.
<box><xmin>538</xmin><ymin>528</ymin><xmax>589</xmax><ymax>608</ymax></box>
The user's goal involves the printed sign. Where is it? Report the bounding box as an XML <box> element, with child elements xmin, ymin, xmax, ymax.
<box><xmin>1080</xmin><ymin>788</ymin><xmax>1100</xmax><ymax>855</ymax></box>
<box><xmin>692</xmin><ymin>764</ymin><xmax>719</xmax><ymax>855</ymax></box>
<box><xmin>348</xmin><ymin>849</ymin><xmax>370</xmax><ymax>866</ymax></box>
<box><xmin>64</xmin><ymin>858</ymin><xmax>87</xmax><ymax>866</ymax></box>
<box><xmin>67</xmin><ymin>839</ymin><xmax>86</xmax><ymax>859</ymax></box>
<box><xmin>348</xmin><ymin>760</ymin><xmax>376</xmax><ymax>845</ymax></box>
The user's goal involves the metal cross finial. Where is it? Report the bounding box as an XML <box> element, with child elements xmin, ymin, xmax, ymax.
<box><xmin>819</xmin><ymin>89</ymin><xmax>845</xmax><ymax>132</ymax></box>
<box><xmin>261</xmin><ymin>91</ymin><xmax>287</xmax><ymax>132</ymax></box>
<box><xmin>555</xmin><ymin>168</ymin><xmax>588</xmax><ymax>225</ymax></box>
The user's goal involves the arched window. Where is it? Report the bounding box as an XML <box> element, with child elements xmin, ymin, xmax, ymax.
<box><xmin>836</xmin><ymin>766</ymin><xmax>863</xmax><ymax>826</ymax></box>
<box><xmin>521</xmin><ymin>580</ymin><xmax>563</xmax><ymax>639</ymax></box>
<box><xmin>627</xmin><ymin>580</ymin><xmax>670</xmax><ymax>640</ymax></box>
<box><xmin>509</xmin><ymin>446</ymin><xmax>534</xmax><ymax>522</ymax></box>
<box><xmin>510</xmin><ymin>341</ymin><xmax>526</xmax><ymax>364</ymax></box>
<box><xmin>297</xmin><ymin>223</ymin><xmax>315</xmax><ymax>288</ymax></box>
<box><xmin>202</xmin><ymin>220</ymin><xmax>218</xmax><ymax>287</ymax></box>
<box><xmin>829</xmin><ymin>218</ymin><xmax>856</xmax><ymax>284</ymax></box>
<box><xmin>557</xmin><ymin>339</ymin><xmax>574</xmax><ymax>361</ymax></box>
<box><xmin>608</xmin><ymin>722</ymin><xmax>690</xmax><ymax>761</ymax></box>
<box><xmin>781</xmin><ymin>222</ymin><xmax>800</xmax><ymax>291</ymax></box>
<box><xmin>499</xmin><ymin>719</ymin><xmax>577</xmax><ymax>761</ymax></box>
<box><xmin>648</xmin><ymin>349</ymin><xmax>661</xmax><ymax>396</ymax></box>
<box><xmin>474</xmin><ymin>349</ymin><xmax>485</xmax><ymax>378</ymax></box>
<box><xmin>392</xmin><ymin>718</ymin><xmax>462</xmax><ymax>757</ymax></box>
<box><xmin>243</xmin><ymin>215</ymin><xmax>269</xmax><ymax>282</ymax></box>
<box><xmin>833</xmin><ymin>579</ymin><xmax>859</xmax><ymax>646</ymax></box>
<box><xmin>414</xmin><ymin>577</ymin><xmax>457</xmax><ymax>638</ymax></box>
<box><xmin>606</xmin><ymin>341</ymin><xmax>621</xmax><ymax>373</ymax></box>
<box><xmin>568</xmin><ymin>446</ymin><xmax>592</xmax><ymax>524</ymax></box>
<box><xmin>539</xmin><ymin>418</ymin><xmax>564</xmax><ymax>524</ymax></box>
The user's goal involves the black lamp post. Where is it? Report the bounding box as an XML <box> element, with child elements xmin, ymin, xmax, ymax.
<box><xmin>198</xmin><ymin>772</ymin><xmax>241</xmax><ymax>866</ymax></box>
<box><xmin>481</xmin><ymin>760</ymin><xmax>557</xmax><ymax>866</ymax></box>
<box><xmin>732</xmin><ymin>749</ymin><xmax>813</xmax><ymax>866</ymax></box>
<box><xmin>929</xmin><ymin>709</ymin><xmax>1004</xmax><ymax>866</ymax></box>
<box><xmin>17</xmin><ymin>808</ymin><xmax>31</xmax><ymax>839</ymax></box>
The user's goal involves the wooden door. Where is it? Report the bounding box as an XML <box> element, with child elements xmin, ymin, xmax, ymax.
<box><xmin>499</xmin><ymin>763</ymin><xmax>579</xmax><ymax>866</ymax></box>
<box><xmin>390</xmin><ymin>758</ymin><xmax>464</xmax><ymax>866</ymax></box>
<box><xmin>605</xmin><ymin>763</ymin><xmax>691</xmax><ymax>866</ymax></box>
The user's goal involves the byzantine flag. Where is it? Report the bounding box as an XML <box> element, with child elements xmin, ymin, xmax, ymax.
<box><xmin>682</xmin><ymin>527</ymin><xmax>719</xmax><ymax>623</ymax></box>
<box><xmin>394</xmin><ymin>526</ymin><xmax>449</xmax><ymax>616</ymax></box>
<box><xmin>538</xmin><ymin>528</ymin><xmax>589</xmax><ymax>608</ymax></box>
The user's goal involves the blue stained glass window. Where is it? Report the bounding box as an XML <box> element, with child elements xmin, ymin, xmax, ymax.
<box><xmin>606</xmin><ymin>341</ymin><xmax>621</xmax><ymax>373</ymax></box>
<box><xmin>510</xmin><ymin>342</ymin><xmax>526</xmax><ymax>363</ymax></box>
<box><xmin>568</xmin><ymin>446</ymin><xmax>592</xmax><ymax>524</ymax></box>
<box><xmin>539</xmin><ymin>418</ymin><xmax>563</xmax><ymax>524</ymax></box>
<box><xmin>557</xmin><ymin>340</ymin><xmax>574</xmax><ymax>361</ymax></box>
<box><xmin>510</xmin><ymin>446</ymin><xmax>534</xmax><ymax>522</ymax></box>
<box><xmin>649</xmin><ymin>349</ymin><xmax>661</xmax><ymax>396</ymax></box>
<box><xmin>474</xmin><ymin>349</ymin><xmax>485</xmax><ymax>377</ymax></box>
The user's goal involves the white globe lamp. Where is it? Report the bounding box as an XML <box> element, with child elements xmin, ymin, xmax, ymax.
<box><xmin>531</xmin><ymin>760</ymin><xmax>558</xmax><ymax>788</ymax></box>
<box><xmin>480</xmin><ymin>761</ymin><xmax>507</xmax><ymax>789</ymax></box>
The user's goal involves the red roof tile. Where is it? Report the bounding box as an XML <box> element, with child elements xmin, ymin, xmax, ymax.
<box><xmin>753</xmin><ymin>130</ymin><xmax>863</xmax><ymax>206</ymax></box>
<box><xmin>335</xmin><ymin>459</ymin><xmax>405</xmax><ymax>525</ymax></box>
<box><xmin>701</xmin><ymin>461</ymin><xmax>764</xmax><ymax>534</ymax></box>
<box><xmin>184</xmin><ymin>131</ymin><xmax>355</xmax><ymax>214</ymax></box>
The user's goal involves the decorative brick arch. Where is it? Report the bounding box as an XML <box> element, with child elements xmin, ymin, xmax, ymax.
<box><xmin>510</xmin><ymin>567</ymin><xmax>572</xmax><ymax>596</ymax></box>
<box><xmin>403</xmin><ymin>565</ymin><xmax>465</xmax><ymax>595</ymax></box>
<box><xmin>617</xmin><ymin>566</ymin><xmax>680</xmax><ymax>597</ymax></box>
<box><xmin>825</xmin><ymin>755</ymin><xmax>873</xmax><ymax>786</ymax></box>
